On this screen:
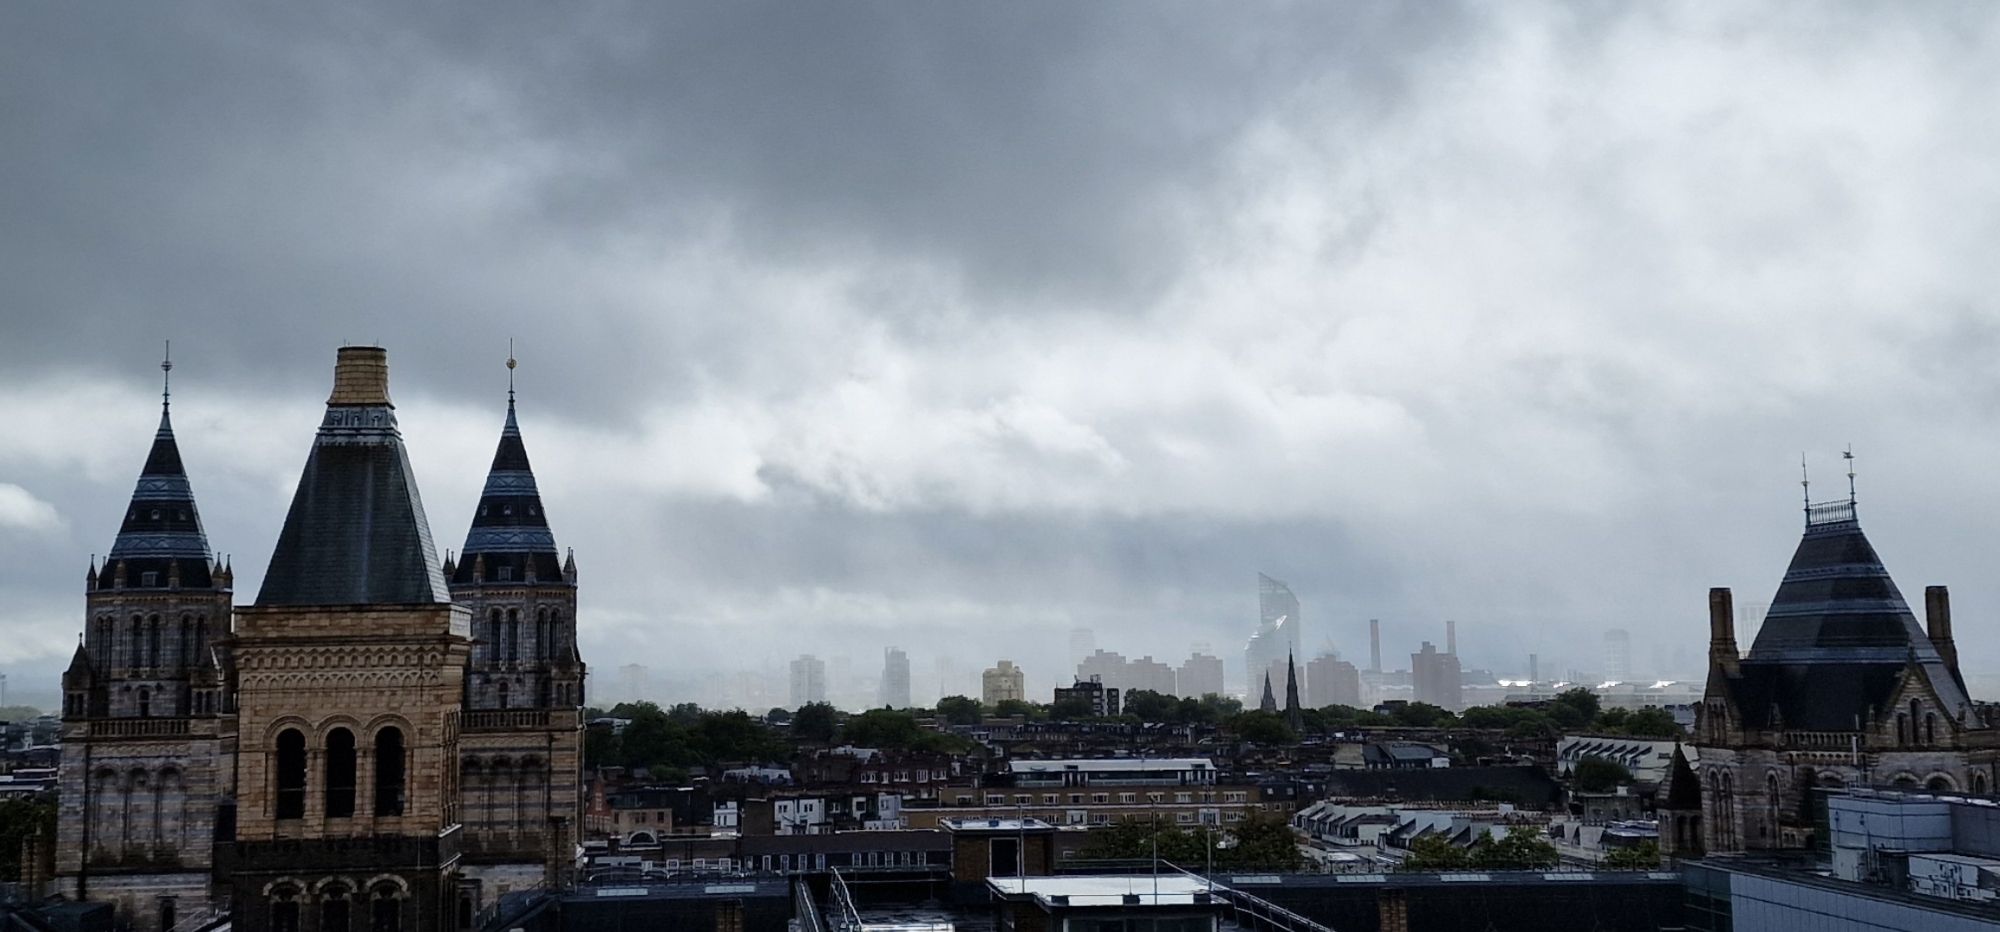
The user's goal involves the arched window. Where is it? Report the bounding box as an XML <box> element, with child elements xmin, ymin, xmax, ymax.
<box><xmin>326</xmin><ymin>728</ymin><xmax>357</xmax><ymax>818</ymax></box>
<box><xmin>1927</xmin><ymin>713</ymin><xmax>1938</xmax><ymax>746</ymax></box>
<box><xmin>321</xmin><ymin>884</ymin><xmax>352</xmax><ymax>932</ymax></box>
<box><xmin>179</xmin><ymin>616</ymin><xmax>192</xmax><ymax>668</ymax></box>
<box><xmin>506</xmin><ymin>609</ymin><xmax>518</xmax><ymax>663</ymax></box>
<box><xmin>147</xmin><ymin>615</ymin><xmax>161</xmax><ymax>668</ymax></box>
<box><xmin>1897</xmin><ymin>714</ymin><xmax>1908</xmax><ymax>745</ymax></box>
<box><xmin>196</xmin><ymin>616</ymin><xmax>208</xmax><ymax>656</ymax></box>
<box><xmin>496</xmin><ymin>681</ymin><xmax>509</xmax><ymax>711</ymax></box>
<box><xmin>1911</xmin><ymin>700</ymin><xmax>1923</xmax><ymax>742</ymax></box>
<box><xmin>270</xmin><ymin>886</ymin><xmax>301</xmax><ymax>932</ymax></box>
<box><xmin>1976</xmin><ymin>772</ymin><xmax>1990</xmax><ymax>795</ymax></box>
<box><xmin>370</xmin><ymin>883</ymin><xmax>402</xmax><ymax>932</ymax></box>
<box><xmin>1766</xmin><ymin>772</ymin><xmax>1781</xmax><ymax>838</ymax></box>
<box><xmin>536</xmin><ymin>610</ymin><xmax>548</xmax><ymax>661</ymax></box>
<box><xmin>275</xmin><ymin>729</ymin><xmax>307</xmax><ymax>819</ymax></box>
<box><xmin>129</xmin><ymin>615</ymin><xmax>143</xmax><ymax>668</ymax></box>
<box><xmin>1928</xmin><ymin>775</ymin><xmax>1955</xmax><ymax>792</ymax></box>
<box><xmin>488</xmin><ymin>610</ymin><xmax>502</xmax><ymax>664</ymax></box>
<box><xmin>138</xmin><ymin>688</ymin><xmax>151</xmax><ymax>719</ymax></box>
<box><xmin>375</xmin><ymin>727</ymin><xmax>406</xmax><ymax>817</ymax></box>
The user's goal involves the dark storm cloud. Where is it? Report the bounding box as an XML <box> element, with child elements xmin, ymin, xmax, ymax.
<box><xmin>0</xmin><ymin>2</ymin><xmax>1472</xmax><ymax>411</ymax></box>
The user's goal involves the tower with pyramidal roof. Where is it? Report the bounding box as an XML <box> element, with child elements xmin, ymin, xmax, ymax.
<box><xmin>443</xmin><ymin>352</ymin><xmax>586</xmax><ymax>895</ymax></box>
<box><xmin>1695</xmin><ymin>463</ymin><xmax>1999</xmax><ymax>853</ymax></box>
<box><xmin>55</xmin><ymin>351</ymin><xmax>233</xmax><ymax>930</ymax></box>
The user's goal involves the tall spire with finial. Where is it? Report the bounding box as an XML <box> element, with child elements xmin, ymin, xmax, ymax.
<box><xmin>103</xmin><ymin>342</ymin><xmax>214</xmax><ymax>590</ymax></box>
<box><xmin>1800</xmin><ymin>452</ymin><xmax>1810</xmax><ymax>521</ymax></box>
<box><xmin>453</xmin><ymin>345</ymin><xmax>563</xmax><ymax>587</ymax></box>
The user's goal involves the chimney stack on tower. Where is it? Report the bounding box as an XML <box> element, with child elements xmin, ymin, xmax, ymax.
<box><xmin>1926</xmin><ymin>585</ymin><xmax>1959</xmax><ymax>673</ymax></box>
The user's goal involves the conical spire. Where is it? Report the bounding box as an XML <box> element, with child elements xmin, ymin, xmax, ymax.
<box><xmin>256</xmin><ymin>347</ymin><xmax>449</xmax><ymax>606</ymax></box>
<box><xmin>104</xmin><ymin>349</ymin><xmax>213</xmax><ymax>590</ymax></box>
<box><xmin>1284</xmin><ymin>652</ymin><xmax>1303</xmax><ymax>727</ymax></box>
<box><xmin>453</xmin><ymin>369</ymin><xmax>562</xmax><ymax>586</ymax></box>
<box><xmin>1259</xmin><ymin>671</ymin><xmax>1278</xmax><ymax>713</ymax></box>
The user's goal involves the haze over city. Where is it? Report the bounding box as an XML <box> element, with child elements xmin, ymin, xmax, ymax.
<box><xmin>10</xmin><ymin>3</ymin><xmax>2000</xmax><ymax>710</ymax></box>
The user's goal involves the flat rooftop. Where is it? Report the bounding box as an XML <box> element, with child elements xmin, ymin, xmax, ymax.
<box><xmin>988</xmin><ymin>875</ymin><xmax>1223</xmax><ymax>908</ymax></box>
<box><xmin>1009</xmin><ymin>759</ymin><xmax>1214</xmax><ymax>773</ymax></box>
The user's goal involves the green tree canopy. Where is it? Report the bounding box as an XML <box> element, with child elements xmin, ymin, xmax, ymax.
<box><xmin>1602</xmin><ymin>840</ymin><xmax>1661</xmax><ymax>870</ymax></box>
<box><xmin>790</xmin><ymin>702</ymin><xmax>839</xmax><ymax>743</ymax></box>
<box><xmin>935</xmin><ymin>695</ymin><xmax>983</xmax><ymax>726</ymax></box>
<box><xmin>1228</xmin><ymin>710</ymin><xmax>1297</xmax><ymax>745</ymax></box>
<box><xmin>1572</xmin><ymin>756</ymin><xmax>1634</xmax><ymax>793</ymax></box>
<box><xmin>1123</xmin><ymin>689</ymin><xmax>1179</xmax><ymax>723</ymax></box>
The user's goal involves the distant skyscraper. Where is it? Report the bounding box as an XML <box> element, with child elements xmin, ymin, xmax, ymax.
<box><xmin>1307</xmin><ymin>654</ymin><xmax>1361</xmax><ymax>708</ymax></box>
<box><xmin>1604</xmin><ymin>629</ymin><xmax>1632</xmax><ymax>683</ymax></box>
<box><xmin>1446</xmin><ymin>620</ymin><xmax>1458</xmax><ymax>656</ymax></box>
<box><xmin>1178</xmin><ymin>650</ymin><xmax>1225</xmax><ymax>699</ymax></box>
<box><xmin>1411</xmin><ymin>641</ymin><xmax>1462</xmax><ymax>710</ymax></box>
<box><xmin>983</xmin><ymin>660</ymin><xmax>1026</xmax><ymax>706</ymax></box>
<box><xmin>1127</xmin><ymin>655</ymin><xmax>1176</xmax><ymax>695</ymax></box>
<box><xmin>790</xmin><ymin>654</ymin><xmax>827</xmax><ymax>707</ymax></box>
<box><xmin>880</xmin><ymin>647</ymin><xmax>911</xmax><ymax>709</ymax></box>
<box><xmin>1077</xmin><ymin>649</ymin><xmax>1128</xmax><ymax>689</ymax></box>
<box><xmin>1246</xmin><ymin>573</ymin><xmax>1302</xmax><ymax>697</ymax></box>
<box><xmin>1070</xmin><ymin>627</ymin><xmax>1096</xmax><ymax>666</ymax></box>
<box><xmin>1369</xmin><ymin>619</ymin><xmax>1382</xmax><ymax>673</ymax></box>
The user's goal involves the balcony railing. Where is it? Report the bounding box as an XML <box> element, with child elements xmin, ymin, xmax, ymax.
<box><xmin>82</xmin><ymin>718</ymin><xmax>192</xmax><ymax>738</ymax></box>
<box><xmin>464</xmin><ymin>709</ymin><xmax>577</xmax><ymax>731</ymax></box>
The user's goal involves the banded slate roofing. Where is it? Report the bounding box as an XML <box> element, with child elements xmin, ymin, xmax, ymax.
<box><xmin>101</xmin><ymin>403</ymin><xmax>214</xmax><ymax>590</ymax></box>
<box><xmin>451</xmin><ymin>395</ymin><xmax>563</xmax><ymax>586</ymax></box>
<box><xmin>1730</xmin><ymin>502</ymin><xmax>1971</xmax><ymax>727</ymax></box>
<box><xmin>255</xmin><ymin>347</ymin><xmax>449</xmax><ymax>607</ymax></box>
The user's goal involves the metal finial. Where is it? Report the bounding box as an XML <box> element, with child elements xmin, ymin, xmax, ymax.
<box><xmin>506</xmin><ymin>339</ymin><xmax>517</xmax><ymax>406</ymax></box>
<box><xmin>161</xmin><ymin>340</ymin><xmax>173</xmax><ymax>411</ymax></box>
<box><xmin>1801</xmin><ymin>453</ymin><xmax>1811</xmax><ymax>516</ymax></box>
<box><xmin>1844</xmin><ymin>444</ymin><xmax>1856</xmax><ymax>505</ymax></box>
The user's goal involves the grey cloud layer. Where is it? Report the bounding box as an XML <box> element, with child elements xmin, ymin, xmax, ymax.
<box><xmin>6</xmin><ymin>3</ymin><xmax>2000</xmax><ymax>706</ymax></box>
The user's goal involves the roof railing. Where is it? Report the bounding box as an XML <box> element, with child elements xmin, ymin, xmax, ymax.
<box><xmin>1806</xmin><ymin>499</ymin><xmax>1856</xmax><ymax>527</ymax></box>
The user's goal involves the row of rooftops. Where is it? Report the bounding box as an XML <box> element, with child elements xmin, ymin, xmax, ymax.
<box><xmin>87</xmin><ymin>346</ymin><xmax>571</xmax><ymax>607</ymax></box>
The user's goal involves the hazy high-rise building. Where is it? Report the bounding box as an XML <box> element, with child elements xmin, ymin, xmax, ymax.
<box><xmin>1307</xmin><ymin>654</ymin><xmax>1362</xmax><ymax>708</ymax></box>
<box><xmin>1070</xmin><ymin>627</ymin><xmax>1096</xmax><ymax>666</ymax></box>
<box><xmin>1603</xmin><ymin>628</ymin><xmax>1632</xmax><ymax>683</ymax></box>
<box><xmin>1077</xmin><ymin>649</ymin><xmax>1128</xmax><ymax>690</ymax></box>
<box><xmin>1178</xmin><ymin>650</ymin><xmax>1225</xmax><ymax>698</ymax></box>
<box><xmin>1446</xmin><ymin>619</ymin><xmax>1458</xmax><ymax>656</ymax></box>
<box><xmin>1246</xmin><ymin>573</ymin><xmax>1302</xmax><ymax>696</ymax></box>
<box><xmin>1369</xmin><ymin>619</ymin><xmax>1382</xmax><ymax>672</ymax></box>
<box><xmin>1529</xmin><ymin>652</ymin><xmax>1540</xmax><ymax>685</ymax></box>
<box><xmin>1128</xmin><ymin>655</ymin><xmax>1177</xmax><ymax>696</ymax></box>
<box><xmin>619</xmin><ymin>663</ymin><xmax>651</xmax><ymax>702</ymax></box>
<box><xmin>880</xmin><ymin>647</ymin><xmax>911</xmax><ymax>709</ymax></box>
<box><xmin>790</xmin><ymin>654</ymin><xmax>827</xmax><ymax>707</ymax></box>
<box><xmin>983</xmin><ymin>660</ymin><xmax>1026</xmax><ymax>706</ymax></box>
<box><xmin>1411</xmin><ymin>641</ymin><xmax>1462</xmax><ymax>710</ymax></box>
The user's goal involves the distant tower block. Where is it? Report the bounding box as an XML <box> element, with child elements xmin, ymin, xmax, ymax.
<box><xmin>1530</xmin><ymin>653</ymin><xmax>1539</xmax><ymax>685</ymax></box>
<box><xmin>1446</xmin><ymin>620</ymin><xmax>1458</xmax><ymax>656</ymax></box>
<box><xmin>1369</xmin><ymin>619</ymin><xmax>1382</xmax><ymax>673</ymax></box>
<box><xmin>1604</xmin><ymin>628</ymin><xmax>1632</xmax><ymax>683</ymax></box>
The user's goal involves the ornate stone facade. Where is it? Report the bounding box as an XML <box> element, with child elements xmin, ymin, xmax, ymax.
<box><xmin>54</xmin><ymin>347</ymin><xmax>585</xmax><ymax>931</ymax></box>
<box><xmin>1694</xmin><ymin>498</ymin><xmax>2000</xmax><ymax>854</ymax></box>
<box><xmin>56</xmin><ymin>381</ymin><xmax>233</xmax><ymax>931</ymax></box>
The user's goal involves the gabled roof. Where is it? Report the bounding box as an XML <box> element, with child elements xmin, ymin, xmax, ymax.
<box><xmin>256</xmin><ymin>347</ymin><xmax>449</xmax><ymax>607</ymax></box>
<box><xmin>1663</xmin><ymin>745</ymin><xmax>1701</xmax><ymax>811</ymax></box>
<box><xmin>451</xmin><ymin>396</ymin><xmax>563</xmax><ymax>586</ymax></box>
<box><xmin>101</xmin><ymin>403</ymin><xmax>213</xmax><ymax>590</ymax></box>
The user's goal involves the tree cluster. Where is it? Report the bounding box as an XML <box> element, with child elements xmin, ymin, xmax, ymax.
<box><xmin>1078</xmin><ymin>810</ymin><xmax>1303</xmax><ymax>871</ymax></box>
<box><xmin>1398</xmin><ymin>826</ymin><xmax>1560</xmax><ymax>871</ymax></box>
<box><xmin>0</xmin><ymin>796</ymin><xmax>54</xmax><ymax>882</ymax></box>
<box><xmin>585</xmin><ymin>702</ymin><xmax>794</xmax><ymax>777</ymax></box>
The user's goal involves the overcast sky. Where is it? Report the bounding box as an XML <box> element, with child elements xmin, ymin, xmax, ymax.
<box><xmin>7</xmin><ymin>3</ymin><xmax>2000</xmax><ymax>709</ymax></box>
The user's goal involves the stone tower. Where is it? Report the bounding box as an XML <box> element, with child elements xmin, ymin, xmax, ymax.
<box><xmin>443</xmin><ymin>365</ymin><xmax>585</xmax><ymax>903</ymax></box>
<box><xmin>56</xmin><ymin>362</ymin><xmax>233</xmax><ymax>930</ymax></box>
<box><xmin>1695</xmin><ymin>494</ymin><xmax>1998</xmax><ymax>853</ymax></box>
<box><xmin>222</xmin><ymin>347</ymin><xmax>471</xmax><ymax>932</ymax></box>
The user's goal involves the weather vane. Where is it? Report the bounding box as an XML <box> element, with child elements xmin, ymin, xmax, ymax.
<box><xmin>506</xmin><ymin>338</ymin><xmax>517</xmax><ymax>405</ymax></box>
<box><xmin>161</xmin><ymin>340</ymin><xmax>172</xmax><ymax>411</ymax></box>
<box><xmin>1844</xmin><ymin>444</ymin><xmax>1856</xmax><ymax>505</ymax></box>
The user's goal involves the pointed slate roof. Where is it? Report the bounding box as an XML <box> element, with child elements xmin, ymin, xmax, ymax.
<box><xmin>1260</xmin><ymin>672</ymin><xmax>1278</xmax><ymax>713</ymax></box>
<box><xmin>102</xmin><ymin>401</ymin><xmax>213</xmax><ymax>589</ymax></box>
<box><xmin>256</xmin><ymin>347</ymin><xmax>449</xmax><ymax>607</ymax></box>
<box><xmin>451</xmin><ymin>394</ymin><xmax>563</xmax><ymax>586</ymax></box>
<box><xmin>1662</xmin><ymin>745</ymin><xmax>1701</xmax><ymax>811</ymax></box>
<box><xmin>1731</xmin><ymin>501</ymin><xmax>1971</xmax><ymax>727</ymax></box>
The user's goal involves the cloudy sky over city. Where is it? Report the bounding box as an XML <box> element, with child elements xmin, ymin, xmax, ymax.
<box><xmin>7</xmin><ymin>3</ymin><xmax>2000</xmax><ymax>707</ymax></box>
